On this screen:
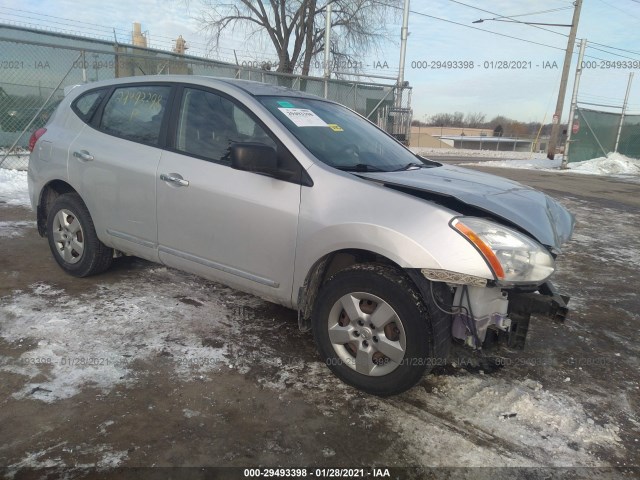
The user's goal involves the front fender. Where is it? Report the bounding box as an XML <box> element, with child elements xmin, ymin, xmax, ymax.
<box><xmin>292</xmin><ymin>220</ymin><xmax>494</xmax><ymax>307</ymax></box>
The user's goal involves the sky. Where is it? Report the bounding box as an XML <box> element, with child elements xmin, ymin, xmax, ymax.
<box><xmin>1</xmin><ymin>0</ymin><xmax>639</xmax><ymax>123</ymax></box>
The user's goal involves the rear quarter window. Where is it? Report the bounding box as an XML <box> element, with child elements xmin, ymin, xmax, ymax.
<box><xmin>100</xmin><ymin>85</ymin><xmax>171</xmax><ymax>145</ymax></box>
<box><xmin>72</xmin><ymin>89</ymin><xmax>107</xmax><ymax>123</ymax></box>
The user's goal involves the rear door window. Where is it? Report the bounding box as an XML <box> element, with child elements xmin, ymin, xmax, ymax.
<box><xmin>100</xmin><ymin>85</ymin><xmax>171</xmax><ymax>145</ymax></box>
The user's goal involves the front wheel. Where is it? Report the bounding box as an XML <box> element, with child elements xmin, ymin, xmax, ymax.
<box><xmin>46</xmin><ymin>193</ymin><xmax>113</xmax><ymax>277</ymax></box>
<box><xmin>313</xmin><ymin>264</ymin><xmax>439</xmax><ymax>396</ymax></box>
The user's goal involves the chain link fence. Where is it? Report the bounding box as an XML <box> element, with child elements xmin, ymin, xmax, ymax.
<box><xmin>0</xmin><ymin>24</ymin><xmax>412</xmax><ymax>170</ymax></box>
<box><xmin>567</xmin><ymin>107</ymin><xmax>640</xmax><ymax>163</ymax></box>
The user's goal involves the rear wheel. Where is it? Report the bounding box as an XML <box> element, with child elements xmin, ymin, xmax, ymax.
<box><xmin>313</xmin><ymin>264</ymin><xmax>438</xmax><ymax>396</ymax></box>
<box><xmin>46</xmin><ymin>193</ymin><xmax>113</xmax><ymax>277</ymax></box>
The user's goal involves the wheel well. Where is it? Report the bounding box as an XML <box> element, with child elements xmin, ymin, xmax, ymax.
<box><xmin>297</xmin><ymin>249</ymin><xmax>403</xmax><ymax>330</ymax></box>
<box><xmin>37</xmin><ymin>180</ymin><xmax>77</xmax><ymax>236</ymax></box>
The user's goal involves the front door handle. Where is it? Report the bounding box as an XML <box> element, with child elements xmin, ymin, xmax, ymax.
<box><xmin>160</xmin><ymin>173</ymin><xmax>189</xmax><ymax>187</ymax></box>
<box><xmin>73</xmin><ymin>150</ymin><xmax>94</xmax><ymax>162</ymax></box>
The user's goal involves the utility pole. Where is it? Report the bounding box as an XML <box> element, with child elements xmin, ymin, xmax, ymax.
<box><xmin>323</xmin><ymin>1</ymin><xmax>333</xmax><ymax>99</ymax></box>
<box><xmin>547</xmin><ymin>0</ymin><xmax>583</xmax><ymax>160</ymax></box>
<box><xmin>562</xmin><ymin>38</ymin><xmax>586</xmax><ymax>169</ymax></box>
<box><xmin>395</xmin><ymin>0</ymin><xmax>410</xmax><ymax>109</ymax></box>
<box><xmin>392</xmin><ymin>0</ymin><xmax>410</xmax><ymax>143</ymax></box>
<box><xmin>614</xmin><ymin>72</ymin><xmax>634</xmax><ymax>153</ymax></box>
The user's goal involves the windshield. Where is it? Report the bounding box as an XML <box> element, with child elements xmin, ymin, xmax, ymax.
<box><xmin>259</xmin><ymin>96</ymin><xmax>435</xmax><ymax>172</ymax></box>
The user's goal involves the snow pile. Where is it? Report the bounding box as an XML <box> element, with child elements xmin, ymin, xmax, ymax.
<box><xmin>459</xmin><ymin>157</ymin><xmax>562</xmax><ymax>170</ymax></box>
<box><xmin>567</xmin><ymin>152</ymin><xmax>640</xmax><ymax>176</ymax></box>
<box><xmin>457</xmin><ymin>151</ymin><xmax>640</xmax><ymax>178</ymax></box>
<box><xmin>411</xmin><ymin>146</ymin><xmax>552</xmax><ymax>160</ymax></box>
<box><xmin>0</xmin><ymin>168</ymin><xmax>30</xmax><ymax>208</ymax></box>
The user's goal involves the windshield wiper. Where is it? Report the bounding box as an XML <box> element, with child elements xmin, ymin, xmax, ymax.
<box><xmin>393</xmin><ymin>162</ymin><xmax>431</xmax><ymax>171</ymax></box>
<box><xmin>335</xmin><ymin>163</ymin><xmax>385</xmax><ymax>172</ymax></box>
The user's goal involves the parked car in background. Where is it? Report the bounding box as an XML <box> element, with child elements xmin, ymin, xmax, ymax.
<box><xmin>28</xmin><ymin>75</ymin><xmax>574</xmax><ymax>396</ymax></box>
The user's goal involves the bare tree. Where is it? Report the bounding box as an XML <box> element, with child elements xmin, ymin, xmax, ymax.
<box><xmin>427</xmin><ymin>113</ymin><xmax>453</xmax><ymax>126</ymax></box>
<box><xmin>464</xmin><ymin>112</ymin><xmax>486</xmax><ymax>128</ymax></box>
<box><xmin>451</xmin><ymin>111</ymin><xmax>464</xmax><ymax>127</ymax></box>
<box><xmin>193</xmin><ymin>0</ymin><xmax>400</xmax><ymax>75</ymax></box>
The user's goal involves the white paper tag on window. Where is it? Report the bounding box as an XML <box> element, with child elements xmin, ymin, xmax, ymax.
<box><xmin>278</xmin><ymin>108</ymin><xmax>328</xmax><ymax>127</ymax></box>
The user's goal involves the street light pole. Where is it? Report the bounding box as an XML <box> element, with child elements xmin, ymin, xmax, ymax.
<box><xmin>547</xmin><ymin>0</ymin><xmax>583</xmax><ymax>160</ymax></box>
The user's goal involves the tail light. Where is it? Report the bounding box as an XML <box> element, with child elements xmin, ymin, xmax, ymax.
<box><xmin>28</xmin><ymin>128</ymin><xmax>47</xmax><ymax>152</ymax></box>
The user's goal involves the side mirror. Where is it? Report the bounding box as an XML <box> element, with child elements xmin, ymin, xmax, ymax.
<box><xmin>230</xmin><ymin>143</ymin><xmax>278</xmax><ymax>176</ymax></box>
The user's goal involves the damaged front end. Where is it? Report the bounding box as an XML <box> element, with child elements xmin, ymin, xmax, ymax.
<box><xmin>443</xmin><ymin>215</ymin><xmax>571</xmax><ymax>351</ymax></box>
<box><xmin>359</xmin><ymin>162</ymin><xmax>575</xmax><ymax>354</ymax></box>
<box><xmin>449</xmin><ymin>283</ymin><xmax>569</xmax><ymax>350</ymax></box>
<box><xmin>418</xmin><ymin>214</ymin><xmax>572</xmax><ymax>352</ymax></box>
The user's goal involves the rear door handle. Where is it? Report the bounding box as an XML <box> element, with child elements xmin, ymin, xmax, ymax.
<box><xmin>160</xmin><ymin>173</ymin><xmax>189</xmax><ymax>187</ymax></box>
<box><xmin>73</xmin><ymin>150</ymin><xmax>94</xmax><ymax>162</ymax></box>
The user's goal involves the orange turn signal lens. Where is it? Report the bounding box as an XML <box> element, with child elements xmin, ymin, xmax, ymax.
<box><xmin>453</xmin><ymin>220</ymin><xmax>505</xmax><ymax>280</ymax></box>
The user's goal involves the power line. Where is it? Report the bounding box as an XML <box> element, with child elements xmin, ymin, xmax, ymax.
<box><xmin>446</xmin><ymin>0</ymin><xmax>572</xmax><ymax>38</ymax></box>
<box><xmin>594</xmin><ymin>0</ymin><xmax>640</xmax><ymax>20</ymax></box>
<box><xmin>586</xmin><ymin>44</ymin><xmax>640</xmax><ymax>61</ymax></box>
<box><xmin>586</xmin><ymin>41</ymin><xmax>640</xmax><ymax>57</ymax></box>
<box><xmin>441</xmin><ymin>1</ymin><xmax>640</xmax><ymax>61</ymax></box>
<box><xmin>375</xmin><ymin>1</ymin><xmax>567</xmax><ymax>52</ymax></box>
<box><xmin>0</xmin><ymin>6</ymin><xmax>131</xmax><ymax>35</ymax></box>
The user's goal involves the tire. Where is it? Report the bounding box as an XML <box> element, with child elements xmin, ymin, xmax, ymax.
<box><xmin>46</xmin><ymin>193</ymin><xmax>113</xmax><ymax>277</ymax></box>
<box><xmin>312</xmin><ymin>263</ymin><xmax>440</xmax><ymax>396</ymax></box>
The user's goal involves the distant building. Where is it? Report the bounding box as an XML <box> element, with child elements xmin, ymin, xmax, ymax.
<box><xmin>441</xmin><ymin>135</ymin><xmax>534</xmax><ymax>152</ymax></box>
<box><xmin>408</xmin><ymin>127</ymin><xmax>450</xmax><ymax>148</ymax></box>
<box><xmin>420</xmin><ymin>126</ymin><xmax>493</xmax><ymax>138</ymax></box>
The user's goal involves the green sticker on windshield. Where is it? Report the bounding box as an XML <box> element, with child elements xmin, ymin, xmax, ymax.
<box><xmin>277</xmin><ymin>101</ymin><xmax>295</xmax><ymax>108</ymax></box>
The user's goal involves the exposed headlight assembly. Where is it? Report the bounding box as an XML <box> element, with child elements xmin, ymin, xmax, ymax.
<box><xmin>451</xmin><ymin>217</ymin><xmax>555</xmax><ymax>284</ymax></box>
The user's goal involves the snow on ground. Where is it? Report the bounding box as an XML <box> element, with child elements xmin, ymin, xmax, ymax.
<box><xmin>7</xmin><ymin>442</ymin><xmax>129</xmax><ymax>471</ymax></box>
<box><xmin>0</xmin><ymin>262</ymin><xmax>625</xmax><ymax>466</ymax></box>
<box><xmin>0</xmin><ymin>220</ymin><xmax>36</xmax><ymax>238</ymax></box>
<box><xmin>568</xmin><ymin>152</ymin><xmax>640</xmax><ymax>176</ymax></box>
<box><xmin>562</xmin><ymin>195</ymin><xmax>640</xmax><ymax>269</ymax></box>
<box><xmin>455</xmin><ymin>151</ymin><xmax>640</xmax><ymax>179</ymax></box>
<box><xmin>413</xmin><ymin>147</ymin><xmax>640</xmax><ymax>179</ymax></box>
<box><xmin>0</xmin><ymin>168</ymin><xmax>30</xmax><ymax>208</ymax></box>
<box><xmin>0</xmin><ymin>271</ymin><xmax>244</xmax><ymax>402</ymax></box>
<box><xmin>384</xmin><ymin>374</ymin><xmax>621</xmax><ymax>467</ymax></box>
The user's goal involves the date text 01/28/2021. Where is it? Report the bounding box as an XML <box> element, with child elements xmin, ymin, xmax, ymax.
<box><xmin>243</xmin><ymin>467</ymin><xmax>391</xmax><ymax>477</ymax></box>
<box><xmin>409</xmin><ymin>59</ymin><xmax>640</xmax><ymax>70</ymax></box>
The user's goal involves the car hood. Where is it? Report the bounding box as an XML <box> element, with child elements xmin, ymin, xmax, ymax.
<box><xmin>358</xmin><ymin>164</ymin><xmax>575</xmax><ymax>251</ymax></box>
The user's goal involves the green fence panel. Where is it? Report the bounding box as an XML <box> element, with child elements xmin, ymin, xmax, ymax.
<box><xmin>568</xmin><ymin>107</ymin><xmax>640</xmax><ymax>163</ymax></box>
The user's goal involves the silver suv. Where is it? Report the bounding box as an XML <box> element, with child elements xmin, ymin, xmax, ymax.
<box><xmin>28</xmin><ymin>75</ymin><xmax>574</xmax><ymax>396</ymax></box>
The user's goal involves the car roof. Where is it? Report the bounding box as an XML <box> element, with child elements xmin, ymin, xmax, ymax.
<box><xmin>68</xmin><ymin>75</ymin><xmax>324</xmax><ymax>101</ymax></box>
<box><xmin>215</xmin><ymin>77</ymin><xmax>321</xmax><ymax>99</ymax></box>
